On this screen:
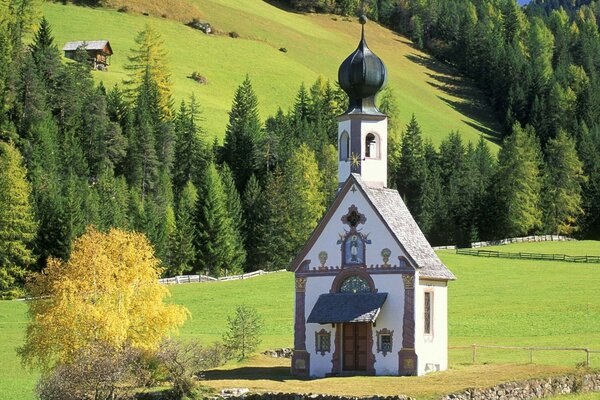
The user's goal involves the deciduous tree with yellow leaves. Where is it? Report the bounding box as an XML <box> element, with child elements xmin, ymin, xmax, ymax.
<box><xmin>18</xmin><ymin>227</ymin><xmax>188</xmax><ymax>372</ymax></box>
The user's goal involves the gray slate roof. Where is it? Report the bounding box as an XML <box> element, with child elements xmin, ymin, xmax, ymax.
<box><xmin>353</xmin><ymin>174</ymin><xmax>456</xmax><ymax>280</ymax></box>
<box><xmin>307</xmin><ymin>292</ymin><xmax>388</xmax><ymax>324</ymax></box>
<box><xmin>63</xmin><ymin>40</ymin><xmax>110</xmax><ymax>51</ymax></box>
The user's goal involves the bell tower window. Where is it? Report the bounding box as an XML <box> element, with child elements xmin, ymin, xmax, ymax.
<box><xmin>340</xmin><ymin>131</ymin><xmax>350</xmax><ymax>161</ymax></box>
<box><xmin>365</xmin><ymin>133</ymin><xmax>378</xmax><ymax>158</ymax></box>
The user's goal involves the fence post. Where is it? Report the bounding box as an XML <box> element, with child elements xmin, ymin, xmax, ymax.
<box><xmin>529</xmin><ymin>348</ymin><xmax>533</xmax><ymax>364</ymax></box>
<box><xmin>472</xmin><ymin>344</ymin><xmax>477</xmax><ymax>364</ymax></box>
<box><xmin>586</xmin><ymin>349</ymin><xmax>590</xmax><ymax>368</ymax></box>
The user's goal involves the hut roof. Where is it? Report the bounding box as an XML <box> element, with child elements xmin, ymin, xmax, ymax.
<box><xmin>63</xmin><ymin>40</ymin><xmax>113</xmax><ymax>55</ymax></box>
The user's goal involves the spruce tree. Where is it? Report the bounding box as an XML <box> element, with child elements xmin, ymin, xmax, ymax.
<box><xmin>195</xmin><ymin>162</ymin><xmax>240</xmax><ymax>277</ymax></box>
<box><xmin>218</xmin><ymin>163</ymin><xmax>246</xmax><ymax>272</ymax></box>
<box><xmin>542</xmin><ymin>130</ymin><xmax>586</xmax><ymax>235</ymax></box>
<box><xmin>496</xmin><ymin>123</ymin><xmax>543</xmax><ymax>237</ymax></box>
<box><xmin>395</xmin><ymin>115</ymin><xmax>427</xmax><ymax>224</ymax></box>
<box><xmin>168</xmin><ymin>180</ymin><xmax>198</xmax><ymax>276</ymax></box>
<box><xmin>0</xmin><ymin>141</ymin><xmax>37</xmax><ymax>298</ymax></box>
<box><xmin>284</xmin><ymin>143</ymin><xmax>325</xmax><ymax>255</ymax></box>
<box><xmin>221</xmin><ymin>75</ymin><xmax>262</xmax><ymax>193</ymax></box>
<box><xmin>319</xmin><ymin>144</ymin><xmax>338</xmax><ymax>208</ymax></box>
<box><xmin>242</xmin><ymin>174</ymin><xmax>263</xmax><ymax>271</ymax></box>
<box><xmin>578</xmin><ymin>124</ymin><xmax>600</xmax><ymax>238</ymax></box>
<box><xmin>173</xmin><ymin>96</ymin><xmax>206</xmax><ymax>195</ymax></box>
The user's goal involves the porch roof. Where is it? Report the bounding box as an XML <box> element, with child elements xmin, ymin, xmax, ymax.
<box><xmin>307</xmin><ymin>292</ymin><xmax>388</xmax><ymax>324</ymax></box>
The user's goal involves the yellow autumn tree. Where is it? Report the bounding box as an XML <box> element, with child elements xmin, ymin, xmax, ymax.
<box><xmin>19</xmin><ymin>227</ymin><xmax>188</xmax><ymax>371</ymax></box>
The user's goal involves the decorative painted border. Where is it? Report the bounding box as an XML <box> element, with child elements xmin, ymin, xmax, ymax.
<box><xmin>376</xmin><ymin>328</ymin><xmax>394</xmax><ymax>357</ymax></box>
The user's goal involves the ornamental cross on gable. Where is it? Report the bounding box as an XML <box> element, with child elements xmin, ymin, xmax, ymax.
<box><xmin>341</xmin><ymin>205</ymin><xmax>366</xmax><ymax>228</ymax></box>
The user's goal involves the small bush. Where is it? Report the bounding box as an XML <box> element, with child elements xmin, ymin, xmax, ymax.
<box><xmin>279</xmin><ymin>47</ymin><xmax>288</xmax><ymax>53</ymax></box>
<box><xmin>229</xmin><ymin>31</ymin><xmax>239</xmax><ymax>38</ymax></box>
<box><xmin>222</xmin><ymin>304</ymin><xmax>263</xmax><ymax>360</ymax></box>
<box><xmin>190</xmin><ymin>72</ymin><xmax>208</xmax><ymax>84</ymax></box>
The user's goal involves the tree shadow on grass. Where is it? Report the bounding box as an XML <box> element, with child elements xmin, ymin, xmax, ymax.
<box><xmin>405</xmin><ymin>53</ymin><xmax>503</xmax><ymax>142</ymax></box>
<box><xmin>203</xmin><ymin>366</ymin><xmax>300</xmax><ymax>382</ymax></box>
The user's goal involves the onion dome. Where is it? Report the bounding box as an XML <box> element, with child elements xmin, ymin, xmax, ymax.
<box><xmin>338</xmin><ymin>15</ymin><xmax>387</xmax><ymax>115</ymax></box>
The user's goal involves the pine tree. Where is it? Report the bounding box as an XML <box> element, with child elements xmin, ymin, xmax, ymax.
<box><xmin>242</xmin><ymin>174</ymin><xmax>263</xmax><ymax>271</ymax></box>
<box><xmin>496</xmin><ymin>123</ymin><xmax>543</xmax><ymax>237</ymax></box>
<box><xmin>284</xmin><ymin>143</ymin><xmax>325</xmax><ymax>255</ymax></box>
<box><xmin>218</xmin><ymin>163</ymin><xmax>246</xmax><ymax>272</ymax></box>
<box><xmin>168</xmin><ymin>180</ymin><xmax>198</xmax><ymax>276</ymax></box>
<box><xmin>395</xmin><ymin>115</ymin><xmax>427</xmax><ymax>224</ymax></box>
<box><xmin>253</xmin><ymin>168</ymin><xmax>293</xmax><ymax>270</ymax></box>
<box><xmin>96</xmin><ymin>168</ymin><xmax>130</xmax><ymax>231</ymax></box>
<box><xmin>195</xmin><ymin>162</ymin><xmax>240</xmax><ymax>277</ymax></box>
<box><xmin>542</xmin><ymin>130</ymin><xmax>586</xmax><ymax>235</ymax></box>
<box><xmin>421</xmin><ymin>139</ymin><xmax>445</xmax><ymax>243</ymax></box>
<box><xmin>173</xmin><ymin>96</ymin><xmax>206</xmax><ymax>196</ymax></box>
<box><xmin>470</xmin><ymin>136</ymin><xmax>496</xmax><ymax>241</ymax></box>
<box><xmin>578</xmin><ymin>124</ymin><xmax>600</xmax><ymax>238</ymax></box>
<box><xmin>221</xmin><ymin>75</ymin><xmax>262</xmax><ymax>193</ymax></box>
<box><xmin>0</xmin><ymin>141</ymin><xmax>37</xmax><ymax>298</ymax></box>
<box><xmin>319</xmin><ymin>144</ymin><xmax>339</xmax><ymax>208</ymax></box>
<box><xmin>125</xmin><ymin>25</ymin><xmax>172</xmax><ymax>119</ymax></box>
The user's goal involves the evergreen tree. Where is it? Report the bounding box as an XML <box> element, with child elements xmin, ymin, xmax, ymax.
<box><xmin>421</xmin><ymin>139</ymin><xmax>445</xmax><ymax>243</ymax></box>
<box><xmin>195</xmin><ymin>162</ymin><xmax>241</xmax><ymax>277</ymax></box>
<box><xmin>242</xmin><ymin>174</ymin><xmax>263</xmax><ymax>271</ymax></box>
<box><xmin>496</xmin><ymin>123</ymin><xmax>543</xmax><ymax>237</ymax></box>
<box><xmin>219</xmin><ymin>163</ymin><xmax>246</xmax><ymax>272</ymax></box>
<box><xmin>542</xmin><ymin>130</ymin><xmax>586</xmax><ymax>234</ymax></box>
<box><xmin>319</xmin><ymin>144</ymin><xmax>339</xmax><ymax>208</ymax></box>
<box><xmin>96</xmin><ymin>169</ymin><xmax>130</xmax><ymax>231</ymax></box>
<box><xmin>253</xmin><ymin>168</ymin><xmax>293</xmax><ymax>270</ymax></box>
<box><xmin>395</xmin><ymin>115</ymin><xmax>427</xmax><ymax>225</ymax></box>
<box><xmin>284</xmin><ymin>144</ymin><xmax>325</xmax><ymax>255</ymax></box>
<box><xmin>470</xmin><ymin>136</ymin><xmax>497</xmax><ymax>240</ymax></box>
<box><xmin>125</xmin><ymin>25</ymin><xmax>172</xmax><ymax>119</ymax></box>
<box><xmin>578</xmin><ymin>124</ymin><xmax>600</xmax><ymax>238</ymax></box>
<box><xmin>221</xmin><ymin>75</ymin><xmax>262</xmax><ymax>193</ymax></box>
<box><xmin>168</xmin><ymin>180</ymin><xmax>198</xmax><ymax>276</ymax></box>
<box><xmin>0</xmin><ymin>141</ymin><xmax>37</xmax><ymax>298</ymax></box>
<box><xmin>173</xmin><ymin>96</ymin><xmax>206</xmax><ymax>195</ymax></box>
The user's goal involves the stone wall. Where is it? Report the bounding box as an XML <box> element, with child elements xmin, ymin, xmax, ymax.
<box><xmin>440</xmin><ymin>373</ymin><xmax>600</xmax><ymax>400</ymax></box>
<box><xmin>222</xmin><ymin>373</ymin><xmax>600</xmax><ymax>400</ymax></box>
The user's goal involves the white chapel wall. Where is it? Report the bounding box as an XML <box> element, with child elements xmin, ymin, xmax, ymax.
<box><xmin>414</xmin><ymin>279</ymin><xmax>448</xmax><ymax>375</ymax></box>
<box><xmin>359</xmin><ymin>119</ymin><xmax>388</xmax><ymax>187</ymax></box>
<box><xmin>371</xmin><ymin>274</ymin><xmax>405</xmax><ymax>375</ymax></box>
<box><xmin>304</xmin><ymin>276</ymin><xmax>336</xmax><ymax>377</ymax></box>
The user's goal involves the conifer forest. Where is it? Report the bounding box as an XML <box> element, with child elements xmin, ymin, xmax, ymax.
<box><xmin>1</xmin><ymin>0</ymin><xmax>600</xmax><ymax>299</ymax></box>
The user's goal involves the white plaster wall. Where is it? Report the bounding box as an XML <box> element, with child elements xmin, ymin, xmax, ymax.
<box><xmin>305</xmin><ymin>276</ymin><xmax>336</xmax><ymax>377</ymax></box>
<box><xmin>338</xmin><ymin>119</ymin><xmax>352</xmax><ymax>184</ymax></box>
<box><xmin>371</xmin><ymin>274</ymin><xmax>404</xmax><ymax>375</ymax></box>
<box><xmin>414</xmin><ymin>279</ymin><xmax>448</xmax><ymax>375</ymax></box>
<box><xmin>360</xmin><ymin>119</ymin><xmax>388</xmax><ymax>187</ymax></box>
<box><xmin>302</xmin><ymin>188</ymin><xmax>409</xmax><ymax>270</ymax></box>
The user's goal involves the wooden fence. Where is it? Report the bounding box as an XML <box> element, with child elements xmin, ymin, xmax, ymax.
<box><xmin>455</xmin><ymin>248</ymin><xmax>600</xmax><ymax>263</ymax></box>
<box><xmin>158</xmin><ymin>269</ymin><xmax>286</xmax><ymax>285</ymax></box>
<box><xmin>450</xmin><ymin>344</ymin><xmax>600</xmax><ymax>368</ymax></box>
<box><xmin>433</xmin><ymin>235</ymin><xmax>574</xmax><ymax>251</ymax></box>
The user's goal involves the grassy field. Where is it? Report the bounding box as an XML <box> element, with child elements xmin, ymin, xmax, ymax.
<box><xmin>2</xmin><ymin>241</ymin><xmax>599</xmax><ymax>399</ymax></box>
<box><xmin>42</xmin><ymin>1</ymin><xmax>501</xmax><ymax>145</ymax></box>
<box><xmin>480</xmin><ymin>240</ymin><xmax>600</xmax><ymax>256</ymax></box>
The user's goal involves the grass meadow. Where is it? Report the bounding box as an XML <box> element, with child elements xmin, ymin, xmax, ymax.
<box><xmin>1</xmin><ymin>241</ymin><xmax>599</xmax><ymax>399</ymax></box>
<box><xmin>42</xmin><ymin>1</ymin><xmax>501</xmax><ymax>146</ymax></box>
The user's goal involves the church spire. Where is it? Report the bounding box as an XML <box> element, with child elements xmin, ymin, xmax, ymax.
<box><xmin>337</xmin><ymin>16</ymin><xmax>389</xmax><ymax>188</ymax></box>
<box><xmin>338</xmin><ymin>15</ymin><xmax>387</xmax><ymax>115</ymax></box>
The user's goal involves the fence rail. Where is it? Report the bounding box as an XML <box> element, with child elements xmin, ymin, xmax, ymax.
<box><xmin>450</xmin><ymin>344</ymin><xmax>599</xmax><ymax>368</ymax></box>
<box><xmin>158</xmin><ymin>269</ymin><xmax>286</xmax><ymax>285</ymax></box>
<box><xmin>433</xmin><ymin>235</ymin><xmax>574</xmax><ymax>251</ymax></box>
<box><xmin>455</xmin><ymin>249</ymin><xmax>600</xmax><ymax>263</ymax></box>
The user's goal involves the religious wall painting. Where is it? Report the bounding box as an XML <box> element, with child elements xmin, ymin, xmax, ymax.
<box><xmin>381</xmin><ymin>248</ymin><xmax>391</xmax><ymax>267</ymax></box>
<box><xmin>338</xmin><ymin>205</ymin><xmax>371</xmax><ymax>267</ymax></box>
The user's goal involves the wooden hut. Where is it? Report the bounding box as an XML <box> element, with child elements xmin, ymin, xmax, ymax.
<box><xmin>63</xmin><ymin>40</ymin><xmax>113</xmax><ymax>70</ymax></box>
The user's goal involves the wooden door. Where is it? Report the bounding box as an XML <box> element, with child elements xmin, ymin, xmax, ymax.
<box><xmin>343</xmin><ymin>323</ymin><xmax>368</xmax><ymax>371</ymax></box>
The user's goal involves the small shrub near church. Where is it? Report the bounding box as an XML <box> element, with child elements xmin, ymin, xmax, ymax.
<box><xmin>222</xmin><ymin>305</ymin><xmax>263</xmax><ymax>360</ymax></box>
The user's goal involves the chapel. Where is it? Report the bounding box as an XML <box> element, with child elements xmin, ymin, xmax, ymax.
<box><xmin>289</xmin><ymin>16</ymin><xmax>456</xmax><ymax>377</ymax></box>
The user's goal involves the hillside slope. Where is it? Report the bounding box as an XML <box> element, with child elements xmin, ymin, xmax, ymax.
<box><xmin>44</xmin><ymin>1</ymin><xmax>501</xmax><ymax>145</ymax></box>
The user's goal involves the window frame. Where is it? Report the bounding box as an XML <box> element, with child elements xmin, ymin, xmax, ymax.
<box><xmin>424</xmin><ymin>291</ymin><xmax>434</xmax><ymax>337</ymax></box>
<box><xmin>365</xmin><ymin>132</ymin><xmax>379</xmax><ymax>159</ymax></box>
<box><xmin>339</xmin><ymin>131</ymin><xmax>350</xmax><ymax>161</ymax></box>
<box><xmin>315</xmin><ymin>329</ymin><xmax>331</xmax><ymax>356</ymax></box>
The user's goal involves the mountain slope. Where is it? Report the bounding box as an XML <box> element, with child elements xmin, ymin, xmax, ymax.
<box><xmin>43</xmin><ymin>1</ymin><xmax>501</xmax><ymax>146</ymax></box>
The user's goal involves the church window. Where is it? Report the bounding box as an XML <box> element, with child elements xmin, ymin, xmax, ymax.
<box><xmin>315</xmin><ymin>329</ymin><xmax>331</xmax><ymax>355</ymax></box>
<box><xmin>340</xmin><ymin>275</ymin><xmax>370</xmax><ymax>293</ymax></box>
<box><xmin>376</xmin><ymin>328</ymin><xmax>394</xmax><ymax>356</ymax></box>
<box><xmin>424</xmin><ymin>292</ymin><xmax>433</xmax><ymax>335</ymax></box>
<box><xmin>365</xmin><ymin>133</ymin><xmax>377</xmax><ymax>158</ymax></box>
<box><xmin>340</xmin><ymin>131</ymin><xmax>350</xmax><ymax>160</ymax></box>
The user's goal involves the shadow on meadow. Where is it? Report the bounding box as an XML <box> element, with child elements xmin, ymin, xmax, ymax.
<box><xmin>203</xmin><ymin>365</ymin><xmax>295</xmax><ymax>382</ymax></box>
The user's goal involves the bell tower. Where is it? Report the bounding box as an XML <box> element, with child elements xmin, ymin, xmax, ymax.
<box><xmin>337</xmin><ymin>16</ymin><xmax>388</xmax><ymax>188</ymax></box>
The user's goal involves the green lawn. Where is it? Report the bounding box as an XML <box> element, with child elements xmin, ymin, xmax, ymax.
<box><xmin>42</xmin><ymin>1</ymin><xmax>501</xmax><ymax>145</ymax></box>
<box><xmin>2</xmin><ymin>242</ymin><xmax>600</xmax><ymax>399</ymax></box>
<box><xmin>480</xmin><ymin>240</ymin><xmax>600</xmax><ymax>256</ymax></box>
<box><xmin>551</xmin><ymin>395</ymin><xmax>600</xmax><ymax>399</ymax></box>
